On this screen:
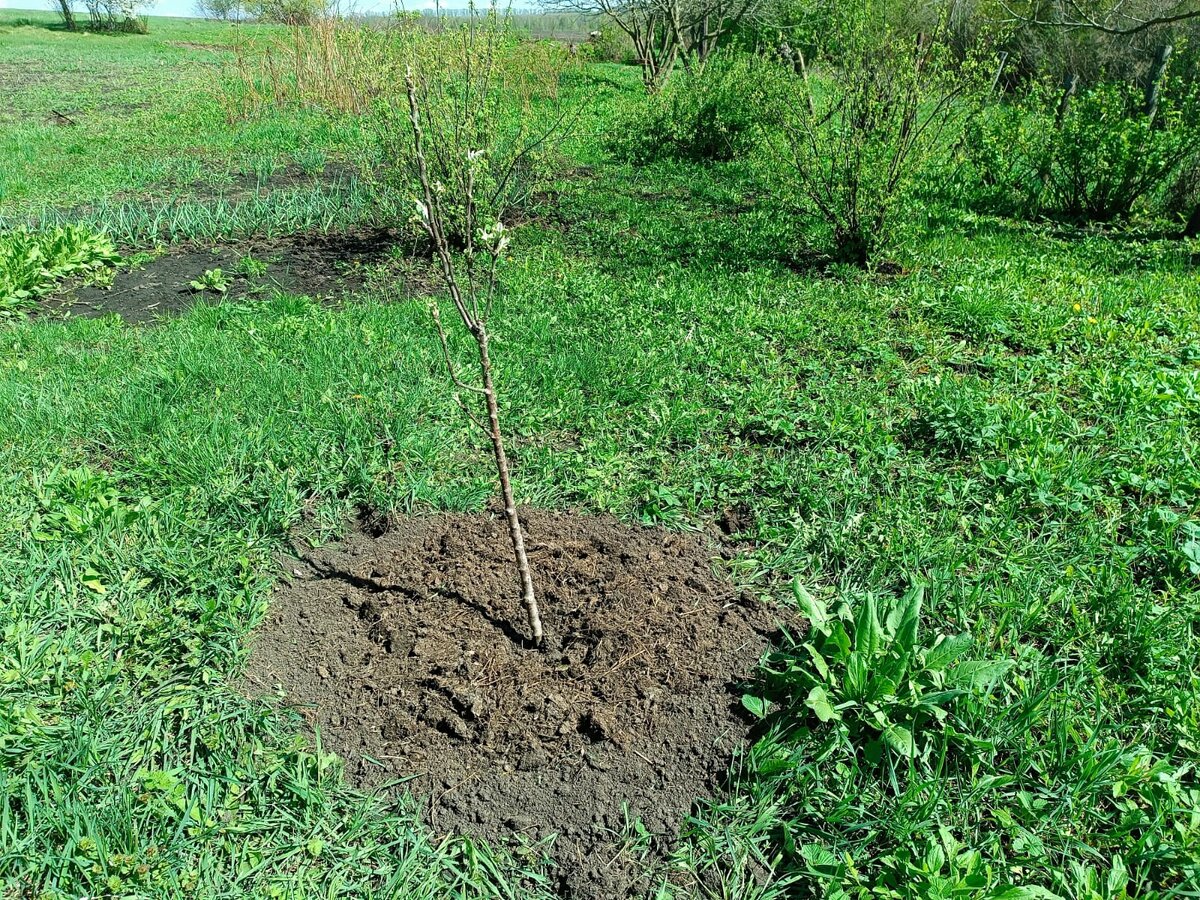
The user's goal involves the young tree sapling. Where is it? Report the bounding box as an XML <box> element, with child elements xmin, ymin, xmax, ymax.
<box><xmin>377</xmin><ymin>10</ymin><xmax>572</xmax><ymax>645</ymax></box>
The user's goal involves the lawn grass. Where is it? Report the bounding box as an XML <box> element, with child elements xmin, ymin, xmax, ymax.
<box><xmin>0</xmin><ymin>10</ymin><xmax>360</xmax><ymax>218</ymax></box>
<box><xmin>2</xmin><ymin>19</ymin><xmax>1200</xmax><ymax>899</ymax></box>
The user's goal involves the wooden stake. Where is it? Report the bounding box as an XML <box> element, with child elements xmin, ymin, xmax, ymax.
<box><xmin>990</xmin><ymin>51</ymin><xmax>1009</xmax><ymax>94</ymax></box>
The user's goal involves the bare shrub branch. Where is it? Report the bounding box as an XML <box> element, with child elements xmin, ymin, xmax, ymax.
<box><xmin>542</xmin><ymin>0</ymin><xmax>765</xmax><ymax>91</ymax></box>
<box><xmin>999</xmin><ymin>0</ymin><xmax>1200</xmax><ymax>35</ymax></box>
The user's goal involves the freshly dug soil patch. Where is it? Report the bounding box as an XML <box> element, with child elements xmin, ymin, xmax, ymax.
<box><xmin>42</xmin><ymin>228</ymin><xmax>399</xmax><ymax>324</ymax></box>
<box><xmin>246</xmin><ymin>508</ymin><xmax>778</xmax><ymax>899</ymax></box>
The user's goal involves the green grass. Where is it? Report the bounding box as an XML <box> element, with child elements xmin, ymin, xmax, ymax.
<box><xmin>2</xmin><ymin>21</ymin><xmax>1200</xmax><ymax>900</ymax></box>
<box><xmin>0</xmin><ymin>10</ymin><xmax>361</xmax><ymax>218</ymax></box>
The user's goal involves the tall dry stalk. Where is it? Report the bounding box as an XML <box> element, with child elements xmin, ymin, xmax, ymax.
<box><xmin>226</xmin><ymin>16</ymin><xmax>402</xmax><ymax>120</ymax></box>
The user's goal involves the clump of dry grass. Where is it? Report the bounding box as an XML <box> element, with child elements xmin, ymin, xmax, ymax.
<box><xmin>225</xmin><ymin>14</ymin><xmax>574</xmax><ymax>121</ymax></box>
<box><xmin>226</xmin><ymin>17</ymin><xmax>401</xmax><ymax>118</ymax></box>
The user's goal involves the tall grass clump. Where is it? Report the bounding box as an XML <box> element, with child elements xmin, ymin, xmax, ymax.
<box><xmin>227</xmin><ymin>15</ymin><xmax>401</xmax><ymax>119</ymax></box>
<box><xmin>227</xmin><ymin>12</ymin><xmax>574</xmax><ymax>120</ymax></box>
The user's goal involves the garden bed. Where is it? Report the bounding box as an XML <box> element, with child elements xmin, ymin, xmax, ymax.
<box><xmin>41</xmin><ymin>227</ymin><xmax>403</xmax><ymax>323</ymax></box>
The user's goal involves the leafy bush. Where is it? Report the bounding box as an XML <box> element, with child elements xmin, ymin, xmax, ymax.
<box><xmin>770</xmin><ymin>24</ymin><xmax>981</xmax><ymax>265</ymax></box>
<box><xmin>1164</xmin><ymin>146</ymin><xmax>1200</xmax><ymax>228</ymax></box>
<box><xmin>0</xmin><ymin>225</ymin><xmax>120</xmax><ymax>314</ymax></box>
<box><xmin>582</xmin><ymin>24</ymin><xmax>635</xmax><ymax>65</ymax></box>
<box><xmin>607</xmin><ymin>51</ymin><xmax>783</xmax><ymax>164</ymax></box>
<box><xmin>966</xmin><ymin>79</ymin><xmax>1200</xmax><ymax>222</ymax></box>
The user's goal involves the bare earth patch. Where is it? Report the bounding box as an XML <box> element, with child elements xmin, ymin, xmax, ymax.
<box><xmin>245</xmin><ymin>508</ymin><xmax>779</xmax><ymax>899</ymax></box>
<box><xmin>41</xmin><ymin>228</ymin><xmax>400</xmax><ymax>324</ymax></box>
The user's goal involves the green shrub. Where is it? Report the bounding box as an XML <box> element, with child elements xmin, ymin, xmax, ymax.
<box><xmin>0</xmin><ymin>225</ymin><xmax>121</xmax><ymax>314</ymax></box>
<box><xmin>1164</xmin><ymin>147</ymin><xmax>1200</xmax><ymax>228</ymax></box>
<box><xmin>966</xmin><ymin>80</ymin><xmax>1200</xmax><ymax>223</ymax></box>
<box><xmin>607</xmin><ymin>51</ymin><xmax>783</xmax><ymax>164</ymax></box>
<box><xmin>583</xmin><ymin>24</ymin><xmax>635</xmax><ymax>65</ymax></box>
<box><xmin>770</xmin><ymin>26</ymin><xmax>982</xmax><ymax>266</ymax></box>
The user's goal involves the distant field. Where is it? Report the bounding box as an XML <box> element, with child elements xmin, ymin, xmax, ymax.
<box><xmin>0</xmin><ymin>11</ymin><xmax>359</xmax><ymax>216</ymax></box>
<box><xmin>0</xmin><ymin>9</ymin><xmax>598</xmax><ymax>220</ymax></box>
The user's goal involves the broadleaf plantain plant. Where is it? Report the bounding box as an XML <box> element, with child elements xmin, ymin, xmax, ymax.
<box><xmin>743</xmin><ymin>581</ymin><xmax>1011</xmax><ymax>762</ymax></box>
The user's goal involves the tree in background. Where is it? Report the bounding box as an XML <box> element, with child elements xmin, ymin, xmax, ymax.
<box><xmin>1000</xmin><ymin>0</ymin><xmax>1199</xmax><ymax>34</ymax></box>
<box><xmin>543</xmin><ymin>0</ymin><xmax>765</xmax><ymax>90</ymax></box>
<box><xmin>50</xmin><ymin>0</ymin><xmax>77</xmax><ymax>30</ymax></box>
<box><xmin>193</xmin><ymin>0</ymin><xmax>242</xmax><ymax>20</ymax></box>
<box><xmin>242</xmin><ymin>0</ymin><xmax>328</xmax><ymax>24</ymax></box>
<box><xmin>50</xmin><ymin>0</ymin><xmax>154</xmax><ymax>31</ymax></box>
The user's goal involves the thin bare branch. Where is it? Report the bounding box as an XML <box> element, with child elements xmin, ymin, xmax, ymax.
<box><xmin>999</xmin><ymin>0</ymin><xmax>1200</xmax><ymax>34</ymax></box>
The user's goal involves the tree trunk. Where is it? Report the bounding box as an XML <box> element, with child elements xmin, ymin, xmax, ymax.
<box><xmin>1144</xmin><ymin>44</ymin><xmax>1172</xmax><ymax>126</ymax></box>
<box><xmin>56</xmin><ymin>0</ymin><xmax>77</xmax><ymax>29</ymax></box>
<box><xmin>475</xmin><ymin>325</ymin><xmax>543</xmax><ymax>645</ymax></box>
<box><xmin>1185</xmin><ymin>204</ymin><xmax>1200</xmax><ymax>238</ymax></box>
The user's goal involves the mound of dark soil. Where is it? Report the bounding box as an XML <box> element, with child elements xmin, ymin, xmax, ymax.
<box><xmin>245</xmin><ymin>508</ymin><xmax>779</xmax><ymax>899</ymax></box>
<box><xmin>42</xmin><ymin>228</ymin><xmax>402</xmax><ymax>324</ymax></box>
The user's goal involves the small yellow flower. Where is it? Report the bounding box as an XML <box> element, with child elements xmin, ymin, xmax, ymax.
<box><xmin>1072</xmin><ymin>303</ymin><xmax>1082</xmax><ymax>312</ymax></box>
<box><xmin>1088</xmin><ymin>316</ymin><xmax>1097</xmax><ymax>324</ymax></box>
